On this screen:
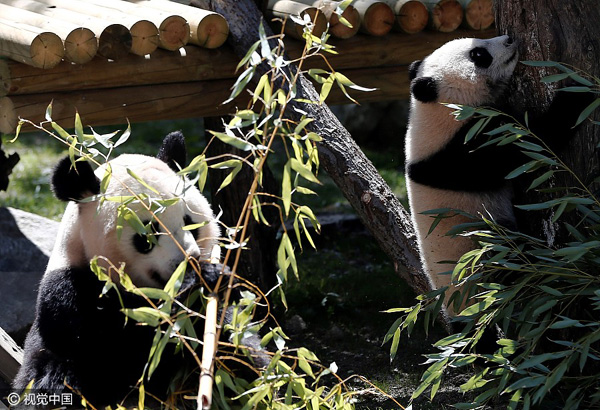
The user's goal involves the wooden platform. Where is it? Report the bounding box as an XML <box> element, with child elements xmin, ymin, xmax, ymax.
<box><xmin>0</xmin><ymin>28</ymin><xmax>494</xmax><ymax>133</ymax></box>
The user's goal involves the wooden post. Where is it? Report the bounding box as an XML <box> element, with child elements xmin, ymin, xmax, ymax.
<box><xmin>0</xmin><ymin>326</ymin><xmax>23</xmax><ymax>383</ymax></box>
<box><xmin>459</xmin><ymin>0</ymin><xmax>493</xmax><ymax>30</ymax></box>
<box><xmin>352</xmin><ymin>0</ymin><xmax>395</xmax><ymax>37</ymax></box>
<box><xmin>0</xmin><ymin>3</ymin><xmax>96</xmax><ymax>64</ymax></box>
<box><xmin>37</xmin><ymin>0</ymin><xmax>159</xmax><ymax>56</ymax></box>
<box><xmin>384</xmin><ymin>0</ymin><xmax>429</xmax><ymax>34</ymax></box>
<box><xmin>198</xmin><ymin>294</ymin><xmax>218</xmax><ymax>410</ymax></box>
<box><xmin>266</xmin><ymin>0</ymin><xmax>328</xmax><ymax>40</ymax></box>
<box><xmin>0</xmin><ymin>19</ymin><xmax>63</xmax><ymax>69</ymax></box>
<box><xmin>130</xmin><ymin>0</ymin><xmax>229</xmax><ymax>49</ymax></box>
<box><xmin>423</xmin><ymin>0</ymin><xmax>463</xmax><ymax>32</ymax></box>
<box><xmin>0</xmin><ymin>0</ymin><xmax>132</xmax><ymax>60</ymax></box>
<box><xmin>81</xmin><ymin>0</ymin><xmax>190</xmax><ymax>51</ymax></box>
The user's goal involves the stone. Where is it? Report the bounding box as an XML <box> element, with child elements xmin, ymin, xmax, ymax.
<box><xmin>0</xmin><ymin>207</ymin><xmax>59</xmax><ymax>340</ymax></box>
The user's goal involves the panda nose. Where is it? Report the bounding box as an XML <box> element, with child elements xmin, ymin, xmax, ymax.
<box><xmin>504</xmin><ymin>36</ymin><xmax>514</xmax><ymax>46</ymax></box>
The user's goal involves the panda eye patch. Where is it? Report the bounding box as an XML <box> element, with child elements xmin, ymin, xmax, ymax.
<box><xmin>469</xmin><ymin>47</ymin><xmax>493</xmax><ymax>69</ymax></box>
<box><xmin>183</xmin><ymin>214</ymin><xmax>200</xmax><ymax>240</ymax></box>
<box><xmin>132</xmin><ymin>220</ymin><xmax>159</xmax><ymax>254</ymax></box>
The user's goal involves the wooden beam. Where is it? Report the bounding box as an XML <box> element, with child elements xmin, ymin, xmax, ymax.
<box><xmin>0</xmin><ymin>326</ymin><xmax>23</xmax><ymax>384</ymax></box>
<box><xmin>3</xmin><ymin>29</ymin><xmax>494</xmax><ymax>97</ymax></box>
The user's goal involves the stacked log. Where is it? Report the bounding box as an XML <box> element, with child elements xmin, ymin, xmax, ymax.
<box><xmin>423</xmin><ymin>0</ymin><xmax>464</xmax><ymax>32</ymax></box>
<box><xmin>266</xmin><ymin>0</ymin><xmax>328</xmax><ymax>40</ymax></box>
<box><xmin>352</xmin><ymin>0</ymin><xmax>395</xmax><ymax>37</ymax></box>
<box><xmin>460</xmin><ymin>0</ymin><xmax>494</xmax><ymax>30</ymax></box>
<box><xmin>384</xmin><ymin>0</ymin><xmax>429</xmax><ymax>34</ymax></box>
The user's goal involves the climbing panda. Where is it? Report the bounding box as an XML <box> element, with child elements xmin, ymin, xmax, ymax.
<box><xmin>12</xmin><ymin>132</ymin><xmax>264</xmax><ymax>406</ymax></box>
<box><xmin>405</xmin><ymin>35</ymin><xmax>590</xmax><ymax>315</ymax></box>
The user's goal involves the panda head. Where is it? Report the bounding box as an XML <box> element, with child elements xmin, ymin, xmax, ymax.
<box><xmin>409</xmin><ymin>35</ymin><xmax>518</xmax><ymax>106</ymax></box>
<box><xmin>51</xmin><ymin>131</ymin><xmax>221</xmax><ymax>287</ymax></box>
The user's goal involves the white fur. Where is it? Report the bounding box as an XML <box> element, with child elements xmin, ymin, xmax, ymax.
<box><xmin>405</xmin><ymin>36</ymin><xmax>518</xmax><ymax>314</ymax></box>
<box><xmin>48</xmin><ymin>154</ymin><xmax>220</xmax><ymax>288</ymax></box>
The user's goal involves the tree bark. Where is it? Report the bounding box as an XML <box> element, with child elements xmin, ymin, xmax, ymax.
<box><xmin>194</xmin><ymin>0</ymin><xmax>429</xmax><ymax>296</ymax></box>
<box><xmin>496</xmin><ymin>2</ymin><xmax>600</xmax><ymax>245</ymax></box>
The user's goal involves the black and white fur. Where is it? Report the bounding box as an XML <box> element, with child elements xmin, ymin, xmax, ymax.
<box><xmin>13</xmin><ymin>133</ymin><xmax>263</xmax><ymax>405</ymax></box>
<box><xmin>405</xmin><ymin>35</ymin><xmax>590</xmax><ymax>314</ymax></box>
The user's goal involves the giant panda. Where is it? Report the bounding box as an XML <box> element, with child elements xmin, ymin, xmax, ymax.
<box><xmin>12</xmin><ymin>132</ymin><xmax>265</xmax><ymax>406</ymax></box>
<box><xmin>405</xmin><ymin>35</ymin><xmax>591</xmax><ymax>315</ymax></box>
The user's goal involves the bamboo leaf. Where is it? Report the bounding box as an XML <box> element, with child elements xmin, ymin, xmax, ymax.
<box><xmin>575</xmin><ymin>97</ymin><xmax>600</xmax><ymax>126</ymax></box>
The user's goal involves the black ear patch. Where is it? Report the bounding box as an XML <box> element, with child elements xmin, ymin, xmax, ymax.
<box><xmin>410</xmin><ymin>77</ymin><xmax>438</xmax><ymax>103</ymax></box>
<box><xmin>408</xmin><ymin>60</ymin><xmax>422</xmax><ymax>81</ymax></box>
<box><xmin>52</xmin><ymin>156</ymin><xmax>100</xmax><ymax>202</ymax></box>
<box><xmin>157</xmin><ymin>131</ymin><xmax>187</xmax><ymax>171</ymax></box>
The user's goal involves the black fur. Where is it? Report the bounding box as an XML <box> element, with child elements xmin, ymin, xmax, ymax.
<box><xmin>51</xmin><ymin>157</ymin><xmax>100</xmax><ymax>202</ymax></box>
<box><xmin>408</xmin><ymin>60</ymin><xmax>422</xmax><ymax>81</ymax></box>
<box><xmin>406</xmin><ymin>90</ymin><xmax>595</xmax><ymax>193</ymax></box>
<box><xmin>469</xmin><ymin>47</ymin><xmax>493</xmax><ymax>69</ymax></box>
<box><xmin>13</xmin><ymin>262</ymin><xmax>265</xmax><ymax>406</ymax></box>
<box><xmin>411</xmin><ymin>76</ymin><xmax>438</xmax><ymax>103</ymax></box>
<box><xmin>157</xmin><ymin>131</ymin><xmax>187</xmax><ymax>171</ymax></box>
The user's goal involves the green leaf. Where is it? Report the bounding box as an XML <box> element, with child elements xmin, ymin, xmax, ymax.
<box><xmin>528</xmin><ymin>170</ymin><xmax>554</xmax><ymax>190</ymax></box>
<box><xmin>127</xmin><ymin>168</ymin><xmax>160</xmax><ymax>194</ymax></box>
<box><xmin>164</xmin><ymin>259</ymin><xmax>187</xmax><ymax>298</ymax></box>
<box><xmin>211</xmin><ymin>130</ymin><xmax>255</xmax><ymax>151</ymax></box>
<box><xmin>575</xmin><ymin>97</ymin><xmax>600</xmax><ymax>126</ymax></box>
<box><xmin>122</xmin><ymin>307</ymin><xmax>164</xmax><ymax>327</ymax></box>
<box><xmin>147</xmin><ymin>328</ymin><xmax>170</xmax><ymax>379</ymax></box>
<box><xmin>290</xmin><ymin>158</ymin><xmax>321</xmax><ymax>184</ymax></box>
<box><xmin>282</xmin><ymin>160</ymin><xmax>292</xmax><ymax>217</ymax></box>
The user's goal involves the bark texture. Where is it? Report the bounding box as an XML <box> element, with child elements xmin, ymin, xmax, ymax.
<box><xmin>496</xmin><ymin>2</ymin><xmax>600</xmax><ymax>244</ymax></box>
<box><xmin>194</xmin><ymin>0</ymin><xmax>429</xmax><ymax>296</ymax></box>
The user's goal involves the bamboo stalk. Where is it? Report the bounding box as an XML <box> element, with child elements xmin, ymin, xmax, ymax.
<box><xmin>37</xmin><ymin>0</ymin><xmax>159</xmax><ymax>55</ymax></box>
<box><xmin>384</xmin><ymin>0</ymin><xmax>429</xmax><ymax>34</ymax></box>
<box><xmin>352</xmin><ymin>0</ymin><xmax>395</xmax><ymax>36</ymax></box>
<box><xmin>0</xmin><ymin>2</ymin><xmax>97</xmax><ymax>64</ymax></box>
<box><xmin>80</xmin><ymin>0</ymin><xmax>190</xmax><ymax>51</ymax></box>
<box><xmin>0</xmin><ymin>0</ymin><xmax>132</xmax><ymax>60</ymax></box>
<box><xmin>0</xmin><ymin>326</ymin><xmax>23</xmax><ymax>383</ymax></box>
<box><xmin>459</xmin><ymin>0</ymin><xmax>493</xmax><ymax>30</ymax></box>
<box><xmin>267</xmin><ymin>0</ymin><xmax>328</xmax><ymax>40</ymax></box>
<box><xmin>198</xmin><ymin>294</ymin><xmax>218</xmax><ymax>410</ymax></box>
<box><xmin>423</xmin><ymin>0</ymin><xmax>463</xmax><ymax>32</ymax></box>
<box><xmin>0</xmin><ymin>19</ymin><xmax>63</xmax><ymax>69</ymax></box>
<box><xmin>129</xmin><ymin>0</ymin><xmax>229</xmax><ymax>49</ymax></box>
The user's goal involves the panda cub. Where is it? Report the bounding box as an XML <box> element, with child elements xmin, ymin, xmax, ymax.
<box><xmin>13</xmin><ymin>132</ymin><xmax>263</xmax><ymax>405</ymax></box>
<box><xmin>405</xmin><ymin>35</ymin><xmax>590</xmax><ymax>315</ymax></box>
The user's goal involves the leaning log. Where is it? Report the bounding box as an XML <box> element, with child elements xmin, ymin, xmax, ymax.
<box><xmin>0</xmin><ymin>19</ymin><xmax>63</xmax><ymax>69</ymax></box>
<box><xmin>194</xmin><ymin>0</ymin><xmax>430</xmax><ymax>296</ymax></box>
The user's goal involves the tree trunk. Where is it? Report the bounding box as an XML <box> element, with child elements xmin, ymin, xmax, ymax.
<box><xmin>495</xmin><ymin>2</ymin><xmax>600</xmax><ymax>244</ymax></box>
<box><xmin>194</xmin><ymin>0</ymin><xmax>430</xmax><ymax>296</ymax></box>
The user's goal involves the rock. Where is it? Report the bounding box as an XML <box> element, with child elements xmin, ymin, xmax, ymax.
<box><xmin>285</xmin><ymin>314</ymin><xmax>307</xmax><ymax>335</ymax></box>
<box><xmin>0</xmin><ymin>207</ymin><xmax>59</xmax><ymax>340</ymax></box>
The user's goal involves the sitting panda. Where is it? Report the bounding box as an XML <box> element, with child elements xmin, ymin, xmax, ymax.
<box><xmin>405</xmin><ymin>35</ymin><xmax>592</xmax><ymax>315</ymax></box>
<box><xmin>13</xmin><ymin>132</ymin><xmax>265</xmax><ymax>406</ymax></box>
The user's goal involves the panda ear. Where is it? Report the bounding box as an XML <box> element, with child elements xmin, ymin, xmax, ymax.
<box><xmin>52</xmin><ymin>156</ymin><xmax>100</xmax><ymax>202</ymax></box>
<box><xmin>408</xmin><ymin>60</ymin><xmax>422</xmax><ymax>81</ymax></box>
<box><xmin>157</xmin><ymin>131</ymin><xmax>187</xmax><ymax>171</ymax></box>
<box><xmin>410</xmin><ymin>77</ymin><xmax>438</xmax><ymax>103</ymax></box>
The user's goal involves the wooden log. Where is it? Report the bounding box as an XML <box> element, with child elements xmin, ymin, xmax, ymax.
<box><xmin>384</xmin><ymin>0</ymin><xmax>429</xmax><ymax>34</ymax></box>
<box><xmin>40</xmin><ymin>0</ymin><xmax>159</xmax><ymax>56</ymax></box>
<box><xmin>0</xmin><ymin>3</ymin><xmax>97</xmax><ymax>64</ymax></box>
<box><xmin>0</xmin><ymin>19</ymin><xmax>63</xmax><ymax>69</ymax></box>
<box><xmin>0</xmin><ymin>96</ymin><xmax>18</xmax><ymax>133</ymax></box>
<box><xmin>0</xmin><ymin>326</ymin><xmax>23</xmax><ymax>383</ymax></box>
<box><xmin>459</xmin><ymin>0</ymin><xmax>493</xmax><ymax>30</ymax></box>
<box><xmin>423</xmin><ymin>0</ymin><xmax>463</xmax><ymax>32</ymax></box>
<box><xmin>80</xmin><ymin>0</ymin><xmax>190</xmax><ymax>51</ymax></box>
<box><xmin>130</xmin><ymin>0</ymin><xmax>228</xmax><ymax>49</ymax></box>
<box><xmin>291</xmin><ymin>0</ymin><xmax>361</xmax><ymax>39</ymax></box>
<box><xmin>0</xmin><ymin>61</ymin><xmax>10</xmax><ymax>97</ymax></box>
<box><xmin>352</xmin><ymin>0</ymin><xmax>395</xmax><ymax>37</ymax></box>
<box><xmin>266</xmin><ymin>0</ymin><xmax>328</xmax><ymax>40</ymax></box>
<box><xmin>1</xmin><ymin>77</ymin><xmax>246</xmax><ymax>133</ymax></box>
<box><xmin>0</xmin><ymin>0</ymin><xmax>132</xmax><ymax>60</ymax></box>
